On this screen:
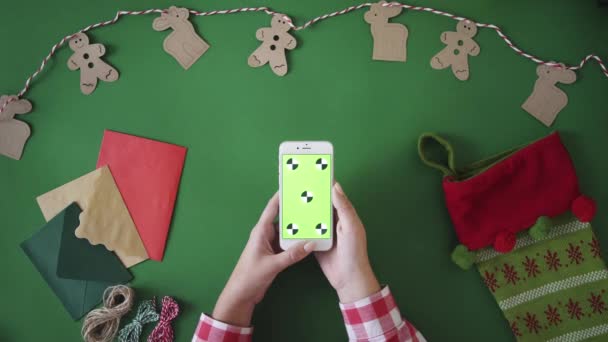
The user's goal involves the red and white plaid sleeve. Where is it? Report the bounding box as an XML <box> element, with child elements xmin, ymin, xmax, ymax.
<box><xmin>340</xmin><ymin>286</ymin><xmax>425</xmax><ymax>342</ymax></box>
<box><xmin>193</xmin><ymin>286</ymin><xmax>423</xmax><ymax>342</ymax></box>
<box><xmin>192</xmin><ymin>313</ymin><xmax>253</xmax><ymax>342</ymax></box>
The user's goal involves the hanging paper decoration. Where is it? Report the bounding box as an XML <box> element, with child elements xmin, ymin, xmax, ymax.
<box><xmin>364</xmin><ymin>1</ymin><xmax>408</xmax><ymax>62</ymax></box>
<box><xmin>522</xmin><ymin>63</ymin><xmax>576</xmax><ymax>127</ymax></box>
<box><xmin>153</xmin><ymin>6</ymin><xmax>210</xmax><ymax>70</ymax></box>
<box><xmin>430</xmin><ymin>20</ymin><xmax>480</xmax><ymax>81</ymax></box>
<box><xmin>1</xmin><ymin>2</ymin><xmax>608</xmax><ymax>162</ymax></box>
<box><xmin>0</xmin><ymin>95</ymin><xmax>32</xmax><ymax>160</ymax></box>
<box><xmin>247</xmin><ymin>14</ymin><xmax>297</xmax><ymax>76</ymax></box>
<box><xmin>67</xmin><ymin>33</ymin><xmax>119</xmax><ymax>95</ymax></box>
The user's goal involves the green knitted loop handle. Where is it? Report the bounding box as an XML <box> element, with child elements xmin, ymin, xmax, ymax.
<box><xmin>418</xmin><ymin>133</ymin><xmax>457</xmax><ymax>177</ymax></box>
<box><xmin>418</xmin><ymin>133</ymin><xmax>524</xmax><ymax>181</ymax></box>
<box><xmin>117</xmin><ymin>299</ymin><xmax>160</xmax><ymax>342</ymax></box>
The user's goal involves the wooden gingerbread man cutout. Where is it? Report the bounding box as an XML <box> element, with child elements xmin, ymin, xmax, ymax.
<box><xmin>430</xmin><ymin>20</ymin><xmax>480</xmax><ymax>81</ymax></box>
<box><xmin>364</xmin><ymin>1</ymin><xmax>408</xmax><ymax>62</ymax></box>
<box><xmin>153</xmin><ymin>6</ymin><xmax>210</xmax><ymax>70</ymax></box>
<box><xmin>0</xmin><ymin>95</ymin><xmax>33</xmax><ymax>160</ymax></box>
<box><xmin>247</xmin><ymin>14</ymin><xmax>297</xmax><ymax>76</ymax></box>
<box><xmin>522</xmin><ymin>63</ymin><xmax>576</xmax><ymax>126</ymax></box>
<box><xmin>67</xmin><ymin>33</ymin><xmax>119</xmax><ymax>95</ymax></box>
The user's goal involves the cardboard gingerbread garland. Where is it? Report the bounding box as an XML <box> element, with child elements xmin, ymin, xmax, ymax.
<box><xmin>364</xmin><ymin>1</ymin><xmax>409</xmax><ymax>62</ymax></box>
<box><xmin>430</xmin><ymin>20</ymin><xmax>480</xmax><ymax>81</ymax></box>
<box><xmin>0</xmin><ymin>95</ymin><xmax>33</xmax><ymax>160</ymax></box>
<box><xmin>1</xmin><ymin>2</ymin><xmax>607</xmax><ymax>161</ymax></box>
<box><xmin>67</xmin><ymin>33</ymin><xmax>119</xmax><ymax>95</ymax></box>
<box><xmin>247</xmin><ymin>14</ymin><xmax>297</xmax><ymax>77</ymax></box>
<box><xmin>522</xmin><ymin>63</ymin><xmax>577</xmax><ymax>127</ymax></box>
<box><xmin>153</xmin><ymin>6</ymin><xmax>210</xmax><ymax>70</ymax></box>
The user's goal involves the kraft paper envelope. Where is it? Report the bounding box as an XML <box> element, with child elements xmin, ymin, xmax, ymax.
<box><xmin>57</xmin><ymin>203</ymin><xmax>132</xmax><ymax>282</ymax></box>
<box><xmin>97</xmin><ymin>130</ymin><xmax>187</xmax><ymax>261</ymax></box>
<box><xmin>21</xmin><ymin>203</ymin><xmax>132</xmax><ymax>320</ymax></box>
<box><xmin>37</xmin><ymin>166</ymin><xmax>148</xmax><ymax>267</ymax></box>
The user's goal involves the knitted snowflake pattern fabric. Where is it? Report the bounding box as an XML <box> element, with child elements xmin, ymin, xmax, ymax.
<box><xmin>476</xmin><ymin>213</ymin><xmax>608</xmax><ymax>341</ymax></box>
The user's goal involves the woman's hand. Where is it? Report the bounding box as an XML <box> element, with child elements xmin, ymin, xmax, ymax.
<box><xmin>212</xmin><ymin>192</ymin><xmax>315</xmax><ymax>327</ymax></box>
<box><xmin>316</xmin><ymin>183</ymin><xmax>381</xmax><ymax>303</ymax></box>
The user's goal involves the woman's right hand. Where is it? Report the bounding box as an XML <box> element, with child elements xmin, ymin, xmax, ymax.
<box><xmin>315</xmin><ymin>183</ymin><xmax>381</xmax><ymax>303</ymax></box>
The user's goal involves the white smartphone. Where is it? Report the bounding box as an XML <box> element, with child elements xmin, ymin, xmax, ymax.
<box><xmin>279</xmin><ymin>141</ymin><xmax>334</xmax><ymax>251</ymax></box>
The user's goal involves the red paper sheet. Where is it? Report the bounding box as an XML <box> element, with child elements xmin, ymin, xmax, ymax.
<box><xmin>97</xmin><ymin>130</ymin><xmax>186</xmax><ymax>261</ymax></box>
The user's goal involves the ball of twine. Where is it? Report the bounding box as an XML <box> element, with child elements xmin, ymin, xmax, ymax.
<box><xmin>82</xmin><ymin>285</ymin><xmax>135</xmax><ymax>342</ymax></box>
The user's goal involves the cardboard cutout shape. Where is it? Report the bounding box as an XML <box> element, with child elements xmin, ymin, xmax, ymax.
<box><xmin>364</xmin><ymin>1</ymin><xmax>408</xmax><ymax>62</ymax></box>
<box><xmin>67</xmin><ymin>33</ymin><xmax>119</xmax><ymax>95</ymax></box>
<box><xmin>153</xmin><ymin>6</ymin><xmax>210</xmax><ymax>70</ymax></box>
<box><xmin>522</xmin><ymin>63</ymin><xmax>576</xmax><ymax>126</ymax></box>
<box><xmin>247</xmin><ymin>15</ymin><xmax>297</xmax><ymax>76</ymax></box>
<box><xmin>0</xmin><ymin>95</ymin><xmax>33</xmax><ymax>160</ymax></box>
<box><xmin>430</xmin><ymin>20</ymin><xmax>480</xmax><ymax>81</ymax></box>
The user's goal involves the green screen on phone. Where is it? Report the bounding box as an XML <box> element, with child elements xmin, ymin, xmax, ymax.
<box><xmin>281</xmin><ymin>154</ymin><xmax>332</xmax><ymax>239</ymax></box>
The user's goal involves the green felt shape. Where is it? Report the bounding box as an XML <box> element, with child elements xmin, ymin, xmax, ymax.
<box><xmin>20</xmin><ymin>203</ymin><xmax>132</xmax><ymax>320</ymax></box>
<box><xmin>529</xmin><ymin>216</ymin><xmax>551</xmax><ymax>240</ymax></box>
<box><xmin>451</xmin><ymin>244</ymin><xmax>475</xmax><ymax>270</ymax></box>
<box><xmin>56</xmin><ymin>203</ymin><xmax>132</xmax><ymax>282</ymax></box>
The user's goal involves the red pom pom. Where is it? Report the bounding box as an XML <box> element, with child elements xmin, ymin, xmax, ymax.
<box><xmin>494</xmin><ymin>232</ymin><xmax>516</xmax><ymax>253</ymax></box>
<box><xmin>572</xmin><ymin>195</ymin><xmax>596</xmax><ymax>222</ymax></box>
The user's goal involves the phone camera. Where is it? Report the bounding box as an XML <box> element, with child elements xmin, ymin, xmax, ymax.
<box><xmin>297</xmin><ymin>147</ymin><xmax>300</xmax><ymax>149</ymax></box>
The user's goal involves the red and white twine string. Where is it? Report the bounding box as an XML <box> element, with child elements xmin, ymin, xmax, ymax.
<box><xmin>1</xmin><ymin>9</ymin><xmax>163</xmax><ymax>113</ymax></box>
<box><xmin>1</xmin><ymin>2</ymin><xmax>606</xmax><ymax>114</ymax></box>
<box><xmin>386</xmin><ymin>2</ymin><xmax>608</xmax><ymax>75</ymax></box>
<box><xmin>147</xmin><ymin>296</ymin><xmax>179</xmax><ymax>342</ymax></box>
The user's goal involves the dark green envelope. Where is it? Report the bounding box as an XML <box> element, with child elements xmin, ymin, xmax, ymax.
<box><xmin>56</xmin><ymin>204</ymin><xmax>132</xmax><ymax>282</ymax></box>
<box><xmin>21</xmin><ymin>203</ymin><xmax>132</xmax><ymax>320</ymax></box>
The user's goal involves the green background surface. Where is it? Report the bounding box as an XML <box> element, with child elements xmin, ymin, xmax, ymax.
<box><xmin>282</xmin><ymin>154</ymin><xmax>332</xmax><ymax>239</ymax></box>
<box><xmin>1</xmin><ymin>0</ymin><xmax>607</xmax><ymax>341</ymax></box>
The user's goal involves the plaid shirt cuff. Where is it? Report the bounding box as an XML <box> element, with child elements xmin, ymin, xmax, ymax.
<box><xmin>339</xmin><ymin>286</ymin><xmax>425</xmax><ymax>342</ymax></box>
<box><xmin>192</xmin><ymin>313</ymin><xmax>253</xmax><ymax>342</ymax></box>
